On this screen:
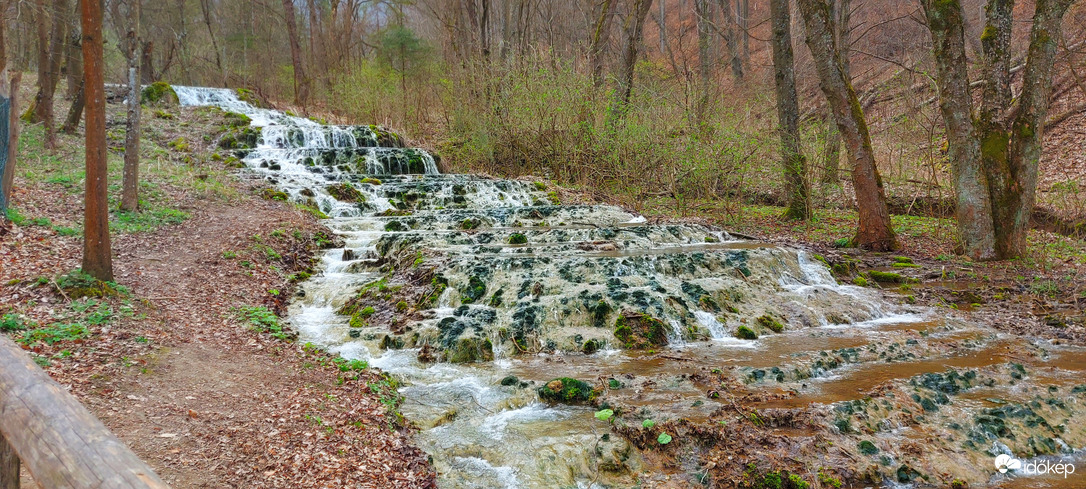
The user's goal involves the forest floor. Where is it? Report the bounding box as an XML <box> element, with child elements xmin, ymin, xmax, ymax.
<box><xmin>0</xmin><ymin>82</ymin><xmax>435</xmax><ymax>488</ymax></box>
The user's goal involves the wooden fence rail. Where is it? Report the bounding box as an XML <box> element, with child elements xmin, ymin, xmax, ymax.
<box><xmin>0</xmin><ymin>335</ymin><xmax>168</xmax><ymax>488</ymax></box>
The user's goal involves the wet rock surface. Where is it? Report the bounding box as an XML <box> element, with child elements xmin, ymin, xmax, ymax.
<box><xmin>177</xmin><ymin>86</ymin><xmax>1086</xmax><ymax>489</ymax></box>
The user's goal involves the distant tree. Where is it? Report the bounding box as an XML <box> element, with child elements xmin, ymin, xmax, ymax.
<box><xmin>797</xmin><ymin>0</ymin><xmax>898</xmax><ymax>250</ymax></box>
<box><xmin>921</xmin><ymin>0</ymin><xmax>1077</xmax><ymax>260</ymax></box>
<box><xmin>822</xmin><ymin>0</ymin><xmax>851</xmax><ymax>184</ymax></box>
<box><xmin>80</xmin><ymin>0</ymin><xmax>113</xmax><ymax>281</ymax></box>
<box><xmin>770</xmin><ymin>0</ymin><xmax>809</xmax><ymax>220</ymax></box>
<box><xmin>590</xmin><ymin>0</ymin><xmax>617</xmax><ymax>88</ymax></box>
<box><xmin>26</xmin><ymin>0</ymin><xmax>69</xmax><ymax>150</ymax></box>
<box><xmin>1</xmin><ymin>18</ymin><xmax>23</xmax><ymax>216</ymax></box>
<box><xmin>121</xmin><ymin>0</ymin><xmax>141</xmax><ymax>212</ymax></box>
<box><xmin>281</xmin><ymin>0</ymin><xmax>308</xmax><ymax>106</ymax></box>
<box><xmin>715</xmin><ymin>0</ymin><xmax>744</xmax><ymax>80</ymax></box>
<box><xmin>613</xmin><ymin>0</ymin><xmax>654</xmax><ymax>116</ymax></box>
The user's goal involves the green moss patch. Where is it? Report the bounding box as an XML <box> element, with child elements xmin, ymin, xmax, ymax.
<box><xmin>326</xmin><ymin>183</ymin><xmax>366</xmax><ymax>203</ymax></box>
<box><xmin>736</xmin><ymin>325</ymin><xmax>758</xmax><ymax>340</ymax></box>
<box><xmin>537</xmin><ymin>377</ymin><xmax>597</xmax><ymax>404</ymax></box>
<box><xmin>613</xmin><ymin>312</ymin><xmax>669</xmax><ymax>349</ymax></box>
<box><xmin>141</xmin><ymin>82</ymin><xmax>177</xmax><ymax>105</ymax></box>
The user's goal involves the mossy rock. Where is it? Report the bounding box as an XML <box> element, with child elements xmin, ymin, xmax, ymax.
<box><xmin>459</xmin><ymin>276</ymin><xmax>487</xmax><ymax>304</ymax></box>
<box><xmin>55</xmin><ymin>270</ymin><xmax>120</xmax><ymax>299</ymax></box>
<box><xmin>360</xmin><ymin>177</ymin><xmax>382</xmax><ymax>185</ymax></box>
<box><xmin>508</xmin><ymin>233</ymin><xmax>528</xmax><ymax>245</ymax></box>
<box><xmin>235</xmin><ymin>88</ymin><xmax>267</xmax><ymax>108</ymax></box>
<box><xmin>222</xmin><ymin>111</ymin><xmax>252</xmax><ymax>128</ymax></box>
<box><xmin>445</xmin><ymin>337</ymin><xmax>493</xmax><ymax>363</ymax></box>
<box><xmin>858</xmin><ymin>440</ymin><xmax>879</xmax><ymax>455</ymax></box>
<box><xmin>219</xmin><ymin>126</ymin><xmax>262</xmax><ymax>150</ymax></box>
<box><xmin>582</xmin><ymin>339</ymin><xmax>602</xmax><ymax>354</ymax></box>
<box><xmin>140</xmin><ymin>82</ymin><xmax>178</xmax><ymax>106</ymax></box>
<box><xmin>538</xmin><ymin>377</ymin><xmax>598</xmax><ymax>405</ymax></box>
<box><xmin>868</xmin><ymin>271</ymin><xmax>919</xmax><ymax>284</ymax></box>
<box><xmin>370</xmin><ymin>125</ymin><xmax>405</xmax><ymax>148</ymax></box>
<box><xmin>326</xmin><ymin>183</ymin><xmax>365</xmax><ymax>203</ymax></box>
<box><xmin>613</xmin><ymin>312</ymin><xmax>669</xmax><ymax>349</ymax></box>
<box><xmin>735</xmin><ymin>325</ymin><xmax>758</xmax><ymax>340</ymax></box>
<box><xmin>259</xmin><ymin>188</ymin><xmax>289</xmax><ymax>201</ymax></box>
<box><xmin>756</xmin><ymin>314</ymin><xmax>784</xmax><ymax>333</ymax></box>
<box><xmin>384</xmin><ymin>221</ymin><xmax>406</xmax><ymax>232</ymax></box>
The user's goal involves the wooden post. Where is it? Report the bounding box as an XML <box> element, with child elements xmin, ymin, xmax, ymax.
<box><xmin>0</xmin><ymin>336</ymin><xmax>168</xmax><ymax>488</ymax></box>
<box><xmin>0</xmin><ymin>431</ymin><xmax>18</xmax><ymax>489</ymax></box>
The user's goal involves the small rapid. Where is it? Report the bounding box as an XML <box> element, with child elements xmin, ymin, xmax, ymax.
<box><xmin>177</xmin><ymin>86</ymin><xmax>1086</xmax><ymax>489</ymax></box>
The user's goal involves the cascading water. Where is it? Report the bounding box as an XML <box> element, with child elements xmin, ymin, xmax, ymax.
<box><xmin>178</xmin><ymin>86</ymin><xmax>1086</xmax><ymax>489</ymax></box>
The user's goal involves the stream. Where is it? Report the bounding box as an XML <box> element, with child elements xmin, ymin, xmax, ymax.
<box><xmin>175</xmin><ymin>86</ymin><xmax>1086</xmax><ymax>488</ymax></box>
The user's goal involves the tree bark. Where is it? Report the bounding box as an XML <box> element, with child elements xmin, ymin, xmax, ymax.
<box><xmin>282</xmin><ymin>0</ymin><xmax>308</xmax><ymax>106</ymax></box>
<box><xmin>590</xmin><ymin>0</ymin><xmax>617</xmax><ymax>88</ymax></box>
<box><xmin>612</xmin><ymin>0</ymin><xmax>653</xmax><ymax>115</ymax></box>
<box><xmin>64</xmin><ymin>2</ymin><xmax>81</xmax><ymax>101</ymax></box>
<box><xmin>770</xmin><ymin>0</ymin><xmax>809</xmax><ymax>220</ymax></box>
<box><xmin>694</xmin><ymin>0</ymin><xmax>712</xmax><ymax>124</ymax></box>
<box><xmin>81</xmin><ymin>0</ymin><xmax>113</xmax><ymax>281</ymax></box>
<box><xmin>1</xmin><ymin>47</ymin><xmax>23</xmax><ymax>215</ymax></box>
<box><xmin>60</xmin><ymin>81</ymin><xmax>83</xmax><ymax>133</ymax></box>
<box><xmin>822</xmin><ymin>0</ymin><xmax>850</xmax><ymax>183</ymax></box>
<box><xmin>121</xmin><ymin>0</ymin><xmax>141</xmax><ymax>213</ymax></box>
<box><xmin>922</xmin><ymin>0</ymin><xmax>1074</xmax><ymax>260</ymax></box>
<box><xmin>31</xmin><ymin>0</ymin><xmax>68</xmax><ymax>150</ymax></box>
<box><xmin>139</xmin><ymin>40</ymin><xmax>153</xmax><ymax>83</ymax></box>
<box><xmin>921</xmin><ymin>0</ymin><xmax>996</xmax><ymax>260</ymax></box>
<box><xmin>797</xmin><ymin>0</ymin><xmax>898</xmax><ymax>250</ymax></box>
<box><xmin>716</xmin><ymin>0</ymin><xmax>744</xmax><ymax>80</ymax></box>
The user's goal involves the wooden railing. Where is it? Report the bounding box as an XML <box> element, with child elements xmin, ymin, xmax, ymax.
<box><xmin>0</xmin><ymin>335</ymin><xmax>168</xmax><ymax>488</ymax></box>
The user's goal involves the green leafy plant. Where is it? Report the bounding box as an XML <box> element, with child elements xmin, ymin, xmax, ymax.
<box><xmin>657</xmin><ymin>432</ymin><xmax>672</xmax><ymax>445</ymax></box>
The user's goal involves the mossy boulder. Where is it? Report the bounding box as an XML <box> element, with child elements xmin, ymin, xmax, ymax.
<box><xmin>371</xmin><ymin>125</ymin><xmax>405</xmax><ymax>148</ymax></box>
<box><xmin>735</xmin><ymin>325</ymin><xmax>758</xmax><ymax>340</ymax></box>
<box><xmin>756</xmin><ymin>314</ymin><xmax>784</xmax><ymax>333</ymax></box>
<box><xmin>460</xmin><ymin>276</ymin><xmax>487</xmax><ymax>304</ymax></box>
<box><xmin>140</xmin><ymin>82</ymin><xmax>178</xmax><ymax>106</ymax></box>
<box><xmin>508</xmin><ymin>233</ymin><xmax>528</xmax><ymax>244</ymax></box>
<box><xmin>219</xmin><ymin>126</ymin><xmax>262</xmax><ymax>150</ymax></box>
<box><xmin>613</xmin><ymin>312</ymin><xmax>669</xmax><ymax>349</ymax></box>
<box><xmin>538</xmin><ymin>377</ymin><xmax>598</xmax><ymax>404</ymax></box>
<box><xmin>326</xmin><ymin>183</ymin><xmax>365</xmax><ymax>203</ymax></box>
<box><xmin>56</xmin><ymin>270</ymin><xmax>120</xmax><ymax>299</ymax></box>
<box><xmin>868</xmin><ymin>271</ymin><xmax>919</xmax><ymax>284</ymax></box>
<box><xmin>445</xmin><ymin>337</ymin><xmax>493</xmax><ymax>363</ymax></box>
<box><xmin>235</xmin><ymin>88</ymin><xmax>267</xmax><ymax>108</ymax></box>
<box><xmin>222</xmin><ymin>111</ymin><xmax>252</xmax><ymax>128</ymax></box>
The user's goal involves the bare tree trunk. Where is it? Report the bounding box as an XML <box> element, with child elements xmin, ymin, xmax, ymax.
<box><xmin>694</xmin><ymin>0</ymin><xmax>712</xmax><ymax>124</ymax></box>
<box><xmin>64</xmin><ymin>1</ymin><xmax>80</xmax><ymax>100</ymax></box>
<box><xmin>139</xmin><ymin>40</ymin><xmax>153</xmax><ymax>83</ymax></box>
<box><xmin>770</xmin><ymin>0</ymin><xmax>808</xmax><ymax>220</ymax></box>
<box><xmin>612</xmin><ymin>0</ymin><xmax>653</xmax><ymax>115</ymax></box>
<box><xmin>657</xmin><ymin>0</ymin><xmax>665</xmax><ymax>53</ymax></box>
<box><xmin>480</xmin><ymin>0</ymin><xmax>490</xmax><ymax>58</ymax></box>
<box><xmin>282</xmin><ymin>0</ymin><xmax>308</xmax><ymax>106</ymax></box>
<box><xmin>822</xmin><ymin>0</ymin><xmax>850</xmax><ymax>183</ymax></box>
<box><xmin>739</xmin><ymin>0</ymin><xmax>749</xmax><ymax>69</ymax></box>
<box><xmin>921</xmin><ymin>0</ymin><xmax>996</xmax><ymax>260</ymax></box>
<box><xmin>121</xmin><ymin>0</ymin><xmax>141</xmax><ymax>213</ymax></box>
<box><xmin>81</xmin><ymin>0</ymin><xmax>113</xmax><ymax>281</ymax></box>
<box><xmin>61</xmin><ymin>18</ymin><xmax>83</xmax><ymax>134</ymax></box>
<box><xmin>1</xmin><ymin>17</ymin><xmax>24</xmax><ymax>214</ymax></box>
<box><xmin>61</xmin><ymin>81</ymin><xmax>83</xmax><ymax>133</ymax></box>
<box><xmin>590</xmin><ymin>0</ymin><xmax>617</xmax><ymax>87</ymax></box>
<box><xmin>198</xmin><ymin>0</ymin><xmax>223</xmax><ymax>85</ymax></box>
<box><xmin>716</xmin><ymin>0</ymin><xmax>744</xmax><ymax>80</ymax></box>
<box><xmin>922</xmin><ymin>0</ymin><xmax>1073</xmax><ymax>260</ymax></box>
<box><xmin>28</xmin><ymin>0</ymin><xmax>68</xmax><ymax>150</ymax></box>
<box><xmin>797</xmin><ymin>0</ymin><xmax>898</xmax><ymax>250</ymax></box>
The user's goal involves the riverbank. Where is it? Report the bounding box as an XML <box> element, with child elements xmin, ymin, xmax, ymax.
<box><xmin>0</xmin><ymin>79</ymin><xmax>435</xmax><ymax>488</ymax></box>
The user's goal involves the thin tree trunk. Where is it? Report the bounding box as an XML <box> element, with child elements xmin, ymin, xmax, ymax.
<box><xmin>139</xmin><ymin>40</ymin><xmax>153</xmax><ymax>83</ymax></box>
<box><xmin>1</xmin><ymin>19</ymin><xmax>24</xmax><ymax>214</ymax></box>
<box><xmin>657</xmin><ymin>0</ymin><xmax>665</xmax><ymax>53</ymax></box>
<box><xmin>716</xmin><ymin>0</ymin><xmax>743</xmax><ymax>80</ymax></box>
<box><xmin>64</xmin><ymin>2</ymin><xmax>80</xmax><ymax>101</ymax></box>
<box><xmin>61</xmin><ymin>80</ymin><xmax>83</xmax><ymax>133</ymax></box>
<box><xmin>480</xmin><ymin>0</ymin><xmax>490</xmax><ymax>58</ymax></box>
<box><xmin>80</xmin><ymin>0</ymin><xmax>112</xmax><ymax>281</ymax></box>
<box><xmin>590</xmin><ymin>0</ymin><xmax>617</xmax><ymax>88</ymax></box>
<box><xmin>797</xmin><ymin>0</ymin><xmax>898</xmax><ymax>250</ymax></box>
<box><xmin>770</xmin><ymin>0</ymin><xmax>808</xmax><ymax>220</ymax></box>
<box><xmin>121</xmin><ymin>0</ymin><xmax>141</xmax><ymax>213</ymax></box>
<box><xmin>198</xmin><ymin>0</ymin><xmax>223</xmax><ymax>85</ymax></box>
<box><xmin>282</xmin><ymin>0</ymin><xmax>308</xmax><ymax>106</ymax></box>
<box><xmin>739</xmin><ymin>0</ymin><xmax>749</xmax><ymax>68</ymax></box>
<box><xmin>822</xmin><ymin>0</ymin><xmax>850</xmax><ymax>183</ymax></box>
<box><xmin>695</xmin><ymin>0</ymin><xmax>712</xmax><ymax>124</ymax></box>
<box><xmin>613</xmin><ymin>0</ymin><xmax>653</xmax><ymax>115</ymax></box>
